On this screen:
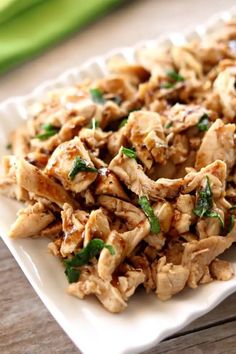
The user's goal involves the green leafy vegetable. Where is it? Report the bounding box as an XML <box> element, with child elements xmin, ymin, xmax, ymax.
<box><xmin>229</xmin><ymin>205</ymin><xmax>236</xmax><ymax>212</ymax></box>
<box><xmin>119</xmin><ymin>118</ymin><xmax>128</xmax><ymax>129</ymax></box>
<box><xmin>65</xmin><ymin>266</ymin><xmax>80</xmax><ymax>284</ymax></box>
<box><xmin>193</xmin><ymin>176</ymin><xmax>212</xmax><ymax>217</ymax></box>
<box><xmin>121</xmin><ymin>147</ymin><xmax>137</xmax><ymax>159</ymax></box>
<box><xmin>68</xmin><ymin>157</ymin><xmax>98</xmax><ymax>180</ymax></box>
<box><xmin>166</xmin><ymin>70</ymin><xmax>184</xmax><ymax>82</ymax></box>
<box><xmin>193</xmin><ymin>176</ymin><xmax>224</xmax><ymax>227</ymax></box>
<box><xmin>64</xmin><ymin>239</ymin><xmax>115</xmax><ymax>283</ymax></box>
<box><xmin>138</xmin><ymin>196</ymin><xmax>160</xmax><ymax>234</ymax></box>
<box><xmin>35</xmin><ymin>123</ymin><xmax>59</xmax><ymax>141</ymax></box>
<box><xmin>6</xmin><ymin>143</ymin><xmax>12</xmax><ymax>149</ymax></box>
<box><xmin>165</xmin><ymin>121</ymin><xmax>173</xmax><ymax>129</ymax></box>
<box><xmin>205</xmin><ymin>210</ymin><xmax>224</xmax><ymax>227</ymax></box>
<box><xmin>90</xmin><ymin>88</ymin><xmax>105</xmax><ymax>104</ymax></box>
<box><xmin>197</xmin><ymin>114</ymin><xmax>209</xmax><ymax>132</ymax></box>
<box><xmin>228</xmin><ymin>214</ymin><xmax>235</xmax><ymax>233</ymax></box>
<box><xmin>161</xmin><ymin>70</ymin><xmax>184</xmax><ymax>89</ymax></box>
<box><xmin>89</xmin><ymin>118</ymin><xmax>99</xmax><ymax>130</ymax></box>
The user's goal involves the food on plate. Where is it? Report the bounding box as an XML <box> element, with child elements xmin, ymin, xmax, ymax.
<box><xmin>1</xmin><ymin>21</ymin><xmax>236</xmax><ymax>313</ymax></box>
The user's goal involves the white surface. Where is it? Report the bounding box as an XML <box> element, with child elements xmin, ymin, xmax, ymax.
<box><xmin>1</xmin><ymin>6</ymin><xmax>236</xmax><ymax>354</ymax></box>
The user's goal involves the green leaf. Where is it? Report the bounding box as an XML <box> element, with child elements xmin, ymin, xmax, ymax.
<box><xmin>68</xmin><ymin>157</ymin><xmax>98</xmax><ymax>180</ymax></box>
<box><xmin>197</xmin><ymin>114</ymin><xmax>209</xmax><ymax>132</ymax></box>
<box><xmin>193</xmin><ymin>176</ymin><xmax>212</xmax><ymax>218</ymax></box>
<box><xmin>165</xmin><ymin>121</ymin><xmax>173</xmax><ymax>129</ymax></box>
<box><xmin>138</xmin><ymin>196</ymin><xmax>160</xmax><ymax>234</ymax></box>
<box><xmin>205</xmin><ymin>210</ymin><xmax>224</xmax><ymax>227</ymax></box>
<box><xmin>228</xmin><ymin>214</ymin><xmax>235</xmax><ymax>232</ymax></box>
<box><xmin>35</xmin><ymin>123</ymin><xmax>59</xmax><ymax>141</ymax></box>
<box><xmin>119</xmin><ymin>118</ymin><xmax>128</xmax><ymax>129</ymax></box>
<box><xmin>89</xmin><ymin>118</ymin><xmax>99</xmax><ymax>130</ymax></box>
<box><xmin>166</xmin><ymin>70</ymin><xmax>184</xmax><ymax>82</ymax></box>
<box><xmin>90</xmin><ymin>88</ymin><xmax>105</xmax><ymax>104</ymax></box>
<box><xmin>65</xmin><ymin>239</ymin><xmax>115</xmax><ymax>268</ymax></box>
<box><xmin>121</xmin><ymin>147</ymin><xmax>137</xmax><ymax>159</ymax></box>
<box><xmin>161</xmin><ymin>82</ymin><xmax>175</xmax><ymax>89</ymax></box>
<box><xmin>229</xmin><ymin>205</ymin><xmax>236</xmax><ymax>212</ymax></box>
<box><xmin>65</xmin><ymin>266</ymin><xmax>80</xmax><ymax>283</ymax></box>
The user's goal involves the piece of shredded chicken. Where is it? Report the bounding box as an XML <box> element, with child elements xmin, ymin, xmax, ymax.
<box><xmin>2</xmin><ymin>21</ymin><xmax>236</xmax><ymax>313</ymax></box>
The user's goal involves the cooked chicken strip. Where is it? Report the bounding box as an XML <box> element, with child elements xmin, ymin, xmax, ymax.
<box><xmin>9</xmin><ymin>202</ymin><xmax>54</xmax><ymax>238</ymax></box>
<box><xmin>68</xmin><ymin>266</ymin><xmax>127</xmax><ymax>313</ymax></box>
<box><xmin>210</xmin><ymin>258</ymin><xmax>234</xmax><ymax>281</ymax></box>
<box><xmin>98</xmin><ymin>220</ymin><xmax>150</xmax><ymax>281</ymax></box>
<box><xmin>155</xmin><ymin>256</ymin><xmax>190</xmax><ymax>301</ymax></box>
<box><xmin>109</xmin><ymin>148</ymin><xmax>183</xmax><ymax>200</ymax></box>
<box><xmin>15</xmin><ymin>158</ymin><xmax>75</xmax><ymax>208</ymax></box>
<box><xmin>95</xmin><ymin>170</ymin><xmax>129</xmax><ymax>201</ymax></box>
<box><xmin>124</xmin><ymin>111</ymin><xmax>167</xmax><ymax>168</ymax></box>
<box><xmin>182</xmin><ymin>225</ymin><xmax>236</xmax><ymax>288</ymax></box>
<box><xmin>84</xmin><ymin>208</ymin><xmax>110</xmax><ymax>246</ymax></box>
<box><xmin>11</xmin><ymin>126</ymin><xmax>30</xmax><ymax>157</ymax></box>
<box><xmin>60</xmin><ymin>204</ymin><xmax>88</xmax><ymax>257</ymax></box>
<box><xmin>195</xmin><ymin>119</ymin><xmax>235</xmax><ymax>171</ymax></box>
<box><xmin>98</xmin><ymin>195</ymin><xmax>145</xmax><ymax>229</ymax></box>
<box><xmin>45</xmin><ymin>137</ymin><xmax>98</xmax><ymax>193</ymax></box>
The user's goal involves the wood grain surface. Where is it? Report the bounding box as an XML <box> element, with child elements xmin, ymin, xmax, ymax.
<box><xmin>1</xmin><ymin>0</ymin><xmax>236</xmax><ymax>353</ymax></box>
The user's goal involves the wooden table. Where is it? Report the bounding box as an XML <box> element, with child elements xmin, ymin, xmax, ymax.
<box><xmin>1</xmin><ymin>0</ymin><xmax>236</xmax><ymax>353</ymax></box>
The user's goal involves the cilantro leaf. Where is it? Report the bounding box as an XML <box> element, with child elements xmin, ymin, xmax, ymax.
<box><xmin>121</xmin><ymin>147</ymin><xmax>137</xmax><ymax>159</ymax></box>
<box><xmin>166</xmin><ymin>70</ymin><xmax>184</xmax><ymax>82</ymax></box>
<box><xmin>197</xmin><ymin>114</ymin><xmax>209</xmax><ymax>132</ymax></box>
<box><xmin>36</xmin><ymin>123</ymin><xmax>59</xmax><ymax>141</ymax></box>
<box><xmin>229</xmin><ymin>205</ymin><xmax>236</xmax><ymax>212</ymax></box>
<box><xmin>139</xmin><ymin>196</ymin><xmax>160</xmax><ymax>234</ymax></box>
<box><xmin>205</xmin><ymin>210</ymin><xmax>224</xmax><ymax>227</ymax></box>
<box><xmin>65</xmin><ymin>239</ymin><xmax>114</xmax><ymax>268</ymax></box>
<box><xmin>228</xmin><ymin>214</ymin><xmax>235</xmax><ymax>233</ymax></box>
<box><xmin>165</xmin><ymin>121</ymin><xmax>173</xmax><ymax>129</ymax></box>
<box><xmin>90</xmin><ymin>88</ymin><xmax>105</xmax><ymax>104</ymax></box>
<box><xmin>111</xmin><ymin>95</ymin><xmax>122</xmax><ymax>105</ymax></box>
<box><xmin>65</xmin><ymin>266</ymin><xmax>80</xmax><ymax>284</ymax></box>
<box><xmin>193</xmin><ymin>176</ymin><xmax>212</xmax><ymax>217</ymax></box>
<box><xmin>119</xmin><ymin>118</ymin><xmax>128</xmax><ymax>129</ymax></box>
<box><xmin>68</xmin><ymin>157</ymin><xmax>98</xmax><ymax>180</ymax></box>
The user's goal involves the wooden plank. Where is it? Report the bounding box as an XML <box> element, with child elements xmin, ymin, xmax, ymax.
<box><xmin>146</xmin><ymin>321</ymin><xmax>236</xmax><ymax>354</ymax></box>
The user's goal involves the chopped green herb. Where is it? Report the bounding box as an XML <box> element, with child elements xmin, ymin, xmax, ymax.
<box><xmin>193</xmin><ymin>176</ymin><xmax>224</xmax><ymax>227</ymax></box>
<box><xmin>193</xmin><ymin>176</ymin><xmax>212</xmax><ymax>218</ymax></box>
<box><xmin>229</xmin><ymin>205</ymin><xmax>236</xmax><ymax>212</ymax></box>
<box><xmin>161</xmin><ymin>82</ymin><xmax>175</xmax><ymax>89</ymax></box>
<box><xmin>165</xmin><ymin>121</ymin><xmax>173</xmax><ymax>129</ymax></box>
<box><xmin>139</xmin><ymin>196</ymin><xmax>160</xmax><ymax>234</ymax></box>
<box><xmin>6</xmin><ymin>143</ymin><xmax>12</xmax><ymax>149</ymax></box>
<box><xmin>89</xmin><ymin>118</ymin><xmax>99</xmax><ymax>130</ymax></box>
<box><xmin>161</xmin><ymin>70</ymin><xmax>184</xmax><ymax>89</ymax></box>
<box><xmin>197</xmin><ymin>114</ymin><xmax>209</xmax><ymax>132</ymax></box>
<box><xmin>119</xmin><ymin>118</ymin><xmax>128</xmax><ymax>129</ymax></box>
<box><xmin>65</xmin><ymin>266</ymin><xmax>80</xmax><ymax>284</ymax></box>
<box><xmin>36</xmin><ymin>123</ymin><xmax>59</xmax><ymax>141</ymax></box>
<box><xmin>166</xmin><ymin>70</ymin><xmax>184</xmax><ymax>83</ymax></box>
<box><xmin>205</xmin><ymin>210</ymin><xmax>224</xmax><ymax>228</ymax></box>
<box><xmin>68</xmin><ymin>157</ymin><xmax>98</xmax><ymax>180</ymax></box>
<box><xmin>64</xmin><ymin>239</ymin><xmax>115</xmax><ymax>283</ymax></box>
<box><xmin>228</xmin><ymin>214</ymin><xmax>235</xmax><ymax>233</ymax></box>
<box><xmin>90</xmin><ymin>88</ymin><xmax>105</xmax><ymax>104</ymax></box>
<box><xmin>121</xmin><ymin>147</ymin><xmax>137</xmax><ymax>159</ymax></box>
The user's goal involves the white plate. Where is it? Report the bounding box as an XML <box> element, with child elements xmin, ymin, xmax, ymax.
<box><xmin>1</xmin><ymin>7</ymin><xmax>236</xmax><ymax>354</ymax></box>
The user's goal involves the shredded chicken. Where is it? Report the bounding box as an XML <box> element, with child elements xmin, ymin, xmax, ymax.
<box><xmin>2</xmin><ymin>21</ymin><xmax>236</xmax><ymax>313</ymax></box>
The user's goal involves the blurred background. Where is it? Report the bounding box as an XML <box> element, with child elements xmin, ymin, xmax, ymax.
<box><xmin>0</xmin><ymin>0</ymin><xmax>235</xmax><ymax>101</ymax></box>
